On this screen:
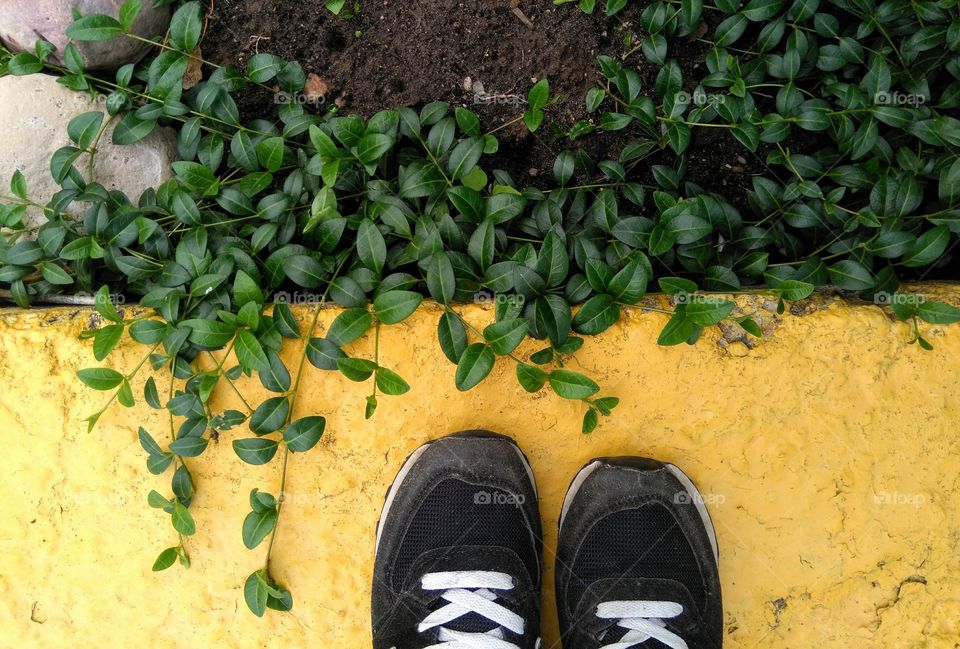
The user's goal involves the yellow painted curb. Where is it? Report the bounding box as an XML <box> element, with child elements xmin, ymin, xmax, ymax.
<box><xmin>1</xmin><ymin>286</ymin><xmax>959</xmax><ymax>648</ymax></box>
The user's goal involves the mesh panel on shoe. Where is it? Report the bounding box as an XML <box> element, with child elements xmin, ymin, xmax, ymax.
<box><xmin>392</xmin><ymin>478</ymin><xmax>537</xmax><ymax>591</ymax></box>
<box><xmin>568</xmin><ymin>502</ymin><xmax>706</xmax><ymax>616</ymax></box>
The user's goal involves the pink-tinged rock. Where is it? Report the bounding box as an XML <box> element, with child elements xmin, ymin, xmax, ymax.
<box><xmin>0</xmin><ymin>0</ymin><xmax>171</xmax><ymax>70</ymax></box>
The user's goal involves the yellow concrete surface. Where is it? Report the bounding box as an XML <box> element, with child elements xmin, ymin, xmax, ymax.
<box><xmin>1</xmin><ymin>286</ymin><xmax>960</xmax><ymax>649</ymax></box>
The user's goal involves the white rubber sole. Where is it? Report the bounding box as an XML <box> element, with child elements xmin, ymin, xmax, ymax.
<box><xmin>558</xmin><ymin>460</ymin><xmax>719</xmax><ymax>564</ymax></box>
<box><xmin>374</xmin><ymin>435</ymin><xmax>538</xmax><ymax>554</ymax></box>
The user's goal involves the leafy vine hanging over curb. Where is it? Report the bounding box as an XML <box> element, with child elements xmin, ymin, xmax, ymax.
<box><xmin>1</xmin><ymin>0</ymin><xmax>959</xmax><ymax>616</ymax></box>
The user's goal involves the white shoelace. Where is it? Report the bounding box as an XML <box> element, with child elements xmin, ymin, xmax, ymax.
<box><xmin>417</xmin><ymin>571</ymin><xmax>525</xmax><ymax>649</ymax></box>
<box><xmin>595</xmin><ymin>600</ymin><xmax>688</xmax><ymax>649</ymax></box>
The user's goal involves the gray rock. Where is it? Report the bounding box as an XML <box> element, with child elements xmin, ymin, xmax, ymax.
<box><xmin>0</xmin><ymin>0</ymin><xmax>170</xmax><ymax>70</ymax></box>
<box><xmin>0</xmin><ymin>74</ymin><xmax>177</xmax><ymax>228</ymax></box>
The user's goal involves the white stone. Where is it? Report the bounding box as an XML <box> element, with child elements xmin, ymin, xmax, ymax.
<box><xmin>0</xmin><ymin>0</ymin><xmax>170</xmax><ymax>70</ymax></box>
<box><xmin>0</xmin><ymin>74</ymin><xmax>177</xmax><ymax>228</ymax></box>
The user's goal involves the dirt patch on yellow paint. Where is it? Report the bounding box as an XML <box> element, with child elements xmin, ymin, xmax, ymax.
<box><xmin>1</xmin><ymin>286</ymin><xmax>959</xmax><ymax>648</ymax></box>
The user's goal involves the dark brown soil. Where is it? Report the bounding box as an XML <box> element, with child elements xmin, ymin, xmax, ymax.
<box><xmin>200</xmin><ymin>0</ymin><xmax>793</xmax><ymax>206</ymax></box>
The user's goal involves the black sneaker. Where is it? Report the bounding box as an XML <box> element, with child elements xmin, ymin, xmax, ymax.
<box><xmin>556</xmin><ymin>458</ymin><xmax>722</xmax><ymax>649</ymax></box>
<box><xmin>372</xmin><ymin>431</ymin><xmax>543</xmax><ymax>649</ymax></box>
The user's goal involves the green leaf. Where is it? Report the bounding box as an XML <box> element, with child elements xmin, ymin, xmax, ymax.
<box><xmin>77</xmin><ymin>368</ymin><xmax>124</xmax><ymax>391</ymax></box>
<box><xmin>9</xmin><ymin>169</ymin><xmax>27</xmax><ymax>199</ymax></box>
<box><xmin>486</xmin><ymin>194</ymin><xmax>525</xmax><ymax>224</ymax></box>
<box><xmin>357</xmin><ymin>133</ymin><xmax>394</xmax><ymax>165</ymax></box>
<box><xmin>399</xmin><ymin>160</ymin><xmax>445</xmax><ymax>198</ymax></box>
<box><xmin>112</xmin><ymin>112</ymin><xmax>157</xmax><ymax>145</ymax></box>
<box><xmin>337</xmin><ymin>357</ymin><xmax>378</xmax><ymax>382</ymax></box>
<box><xmin>118</xmin><ymin>0</ymin><xmax>143</xmax><ymax>30</ymax></box>
<box><xmin>169</xmin><ymin>435</ymin><xmax>208</xmax><ymax>458</ymax></box>
<box><xmin>152</xmin><ymin>547</ymin><xmax>179</xmax><ymax>572</ymax></box>
<box><xmin>182</xmin><ymin>319</ymin><xmax>236</xmax><ymax>349</ymax></box>
<box><xmin>117</xmin><ymin>379</ymin><xmax>134</xmax><ymax>407</ymax></box>
<box><xmin>66</xmin><ymin>15</ymin><xmax>124</xmax><ymax>41</ymax></box>
<box><xmin>376</xmin><ymin>368</ymin><xmax>410</xmax><ymax>396</ymax></box>
<box><xmin>917</xmin><ymin>301</ymin><xmax>960</xmax><ymax>325</ymax></box>
<box><xmin>247</xmin><ymin>53</ymin><xmax>284</xmax><ymax>83</ymax></box>
<box><xmin>548</xmin><ymin>370</ymin><xmax>600</xmax><ymax>400</ymax></box>
<box><xmin>50</xmin><ymin>146</ymin><xmax>82</xmax><ymax>184</ymax></box>
<box><xmin>357</xmin><ymin>219</ymin><xmax>387</xmax><ymax>274</ymax></box>
<box><xmin>249</xmin><ymin>397</ymin><xmax>290</xmax><ymax>435</ymax></box>
<box><xmin>39</xmin><ymin>261</ymin><xmax>73</xmax><ymax>285</ymax></box>
<box><xmin>554</xmin><ymin>151</ymin><xmax>576</xmax><ymax>185</ymax></box>
<box><xmin>272</xmin><ymin>303</ymin><xmax>301</xmax><ymax>339</ymax></box>
<box><xmin>572</xmin><ymin>294</ymin><xmax>620</xmax><ymax>335</ymax></box>
<box><xmin>455</xmin><ymin>343</ymin><xmax>496</xmax><ymax>391</ymax></box>
<box><xmin>438</xmin><ymin>311</ymin><xmax>468</xmax><ymax>364</ymax></box>
<box><xmin>138</xmin><ymin>426</ymin><xmax>164</xmax><ymax>456</ymax></box>
<box><xmin>144</xmin><ymin>379</ymin><xmax>162</xmax><ymax>409</ymax></box>
<box><xmin>234</xmin><ymin>270</ymin><xmax>263</xmax><ymax>306</ymax></box>
<box><xmin>533</xmin><ymin>294</ymin><xmax>572</xmax><ymax>347</ymax></box>
<box><xmin>684</xmin><ymin>299</ymin><xmax>735</xmax><ymax>326</ymax></box>
<box><xmin>284</xmin><ymin>255</ymin><xmax>326</xmax><ymax>289</ymax></box>
<box><xmin>528</xmin><ymin>79</ymin><xmax>549</xmax><ymax>110</ymax></box>
<box><xmin>536</xmin><ymin>232</ymin><xmax>570</xmax><ymax>287</ymax></box>
<box><xmin>667</xmin><ymin>212</ymin><xmax>712</xmax><ymax>244</ymax></box>
<box><xmin>233</xmin><ymin>438</ymin><xmax>280</xmax><ymax>465</ymax></box>
<box><xmin>582</xmin><ymin>409</ymin><xmax>599</xmax><ymax>434</ymax></box>
<box><xmin>771</xmin><ymin>280</ymin><xmax>814</xmax><ymax>301</ymax></box>
<box><xmin>256</xmin><ymin>136</ymin><xmax>285</xmax><ymax>172</ymax></box>
<box><xmin>68</xmin><ymin>112</ymin><xmax>105</xmax><ymax>150</ymax></box>
<box><xmin>902</xmin><ymin>226</ymin><xmax>950</xmax><ymax>267</ymax></box>
<box><xmin>524</xmin><ymin>108</ymin><xmax>545</xmax><ymax>132</ymax></box>
<box><xmin>284</xmin><ymin>416</ymin><xmax>326</xmax><ymax>451</ymax></box>
<box><xmin>608</xmin><ymin>261</ymin><xmax>649</xmax><ymax>303</ymax></box>
<box><xmin>742</xmin><ymin>0</ymin><xmax>782</xmax><ymax>20</ymax></box>
<box><xmin>171</xmin><ymin>190</ymin><xmax>201</xmax><ymax>226</ymax></box>
<box><xmin>483</xmin><ymin>318</ymin><xmax>529</xmax><ymax>355</ymax></box>
<box><xmin>468</xmin><ymin>220</ymin><xmax>496</xmax><ymax>271</ymax></box>
<box><xmin>244</xmin><ymin>571</ymin><xmax>269</xmax><ymax>616</ymax></box>
<box><xmin>516</xmin><ymin>363</ymin><xmax>547</xmax><ymax>393</ymax></box>
<box><xmin>146</xmin><ymin>452</ymin><xmax>173</xmax><ymax>475</ymax></box>
<box><xmin>306</xmin><ymin>338</ymin><xmax>346</xmax><ymax>370</ymax></box>
<box><xmin>7</xmin><ymin>52</ymin><xmax>42</xmax><ymax>75</ymax></box>
<box><xmin>235</xmin><ymin>331</ymin><xmax>268</xmax><ymax>371</ymax></box>
<box><xmin>374</xmin><ymin>290</ymin><xmax>422</xmax><ymax>325</ymax></box>
<box><xmin>738</xmin><ymin>317</ymin><xmax>763</xmax><ymax>337</ymax></box>
<box><xmin>329</xmin><ymin>276</ymin><xmax>367</xmax><ymax>307</ymax></box>
<box><xmin>593</xmin><ymin>396</ymin><xmax>619</xmax><ymax>415</ymax></box>
<box><xmin>606</xmin><ymin>0</ymin><xmax>628</xmax><ymax>15</ymax></box>
<box><xmin>828</xmin><ymin>260</ymin><xmax>875</xmax><ymax>290</ymax></box>
<box><xmin>170</xmin><ymin>1</ymin><xmax>203</xmax><ymax>51</ymax></box>
<box><xmin>600</xmin><ymin>112</ymin><xmax>633</xmax><ymax>131</ymax></box>
<box><xmin>658</xmin><ymin>277</ymin><xmax>698</xmax><ymax>295</ymax></box>
<box><xmin>715</xmin><ymin>13</ymin><xmax>748</xmax><ymax>46</ymax></box>
<box><xmin>427</xmin><ymin>253</ymin><xmax>457</xmax><ymax>304</ymax></box>
<box><xmin>171</xmin><ymin>502</ymin><xmax>196</xmax><ymax>535</ymax></box>
<box><xmin>242</xmin><ymin>507</ymin><xmax>278</xmax><ymax>549</ymax></box>
<box><xmin>93</xmin><ymin>324</ymin><xmax>124</xmax><ymax>361</ymax></box>
<box><xmin>328</xmin><ymin>308</ymin><xmax>372</xmax><ymax>347</ymax></box>
<box><xmin>657</xmin><ymin>308</ymin><xmax>695</xmax><ymax>346</ymax></box>
<box><xmin>259</xmin><ymin>350</ymin><xmax>291</xmax><ymax>393</ymax></box>
<box><xmin>448</xmin><ymin>137</ymin><xmax>486</xmax><ymax>180</ymax></box>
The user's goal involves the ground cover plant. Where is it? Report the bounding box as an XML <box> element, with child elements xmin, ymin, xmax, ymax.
<box><xmin>1</xmin><ymin>0</ymin><xmax>959</xmax><ymax>616</ymax></box>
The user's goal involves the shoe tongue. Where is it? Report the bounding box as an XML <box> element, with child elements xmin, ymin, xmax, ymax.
<box><xmin>405</xmin><ymin>546</ymin><xmax>531</xmax><ymax>638</ymax></box>
<box><xmin>574</xmin><ymin>578</ymin><xmax>700</xmax><ymax>647</ymax></box>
